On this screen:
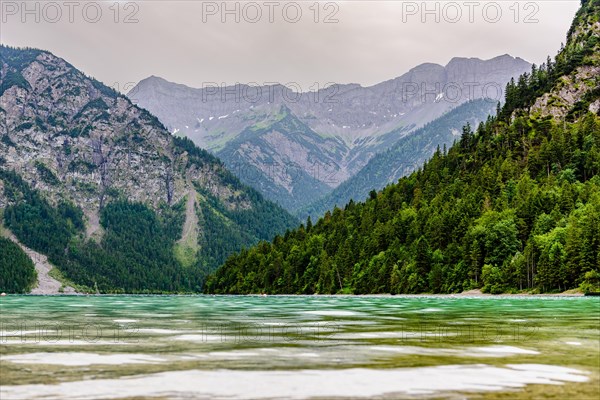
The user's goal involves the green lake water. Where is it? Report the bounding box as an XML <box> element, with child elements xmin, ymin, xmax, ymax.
<box><xmin>1</xmin><ymin>295</ymin><xmax>599</xmax><ymax>399</ymax></box>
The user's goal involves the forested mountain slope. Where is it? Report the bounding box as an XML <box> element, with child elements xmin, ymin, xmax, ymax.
<box><xmin>206</xmin><ymin>0</ymin><xmax>600</xmax><ymax>295</ymax></box>
<box><xmin>0</xmin><ymin>46</ymin><xmax>298</xmax><ymax>293</ymax></box>
<box><xmin>0</xmin><ymin>236</ymin><xmax>36</xmax><ymax>293</ymax></box>
<box><xmin>300</xmin><ymin>99</ymin><xmax>498</xmax><ymax>220</ymax></box>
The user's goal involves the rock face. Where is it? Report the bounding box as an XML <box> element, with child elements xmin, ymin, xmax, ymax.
<box><xmin>531</xmin><ymin>19</ymin><xmax>600</xmax><ymax>119</ymax></box>
<box><xmin>129</xmin><ymin>55</ymin><xmax>531</xmax><ymax>212</ymax></box>
<box><xmin>1</xmin><ymin>50</ymin><xmax>184</xmax><ymax>212</ymax></box>
<box><xmin>0</xmin><ymin>46</ymin><xmax>298</xmax><ymax>280</ymax></box>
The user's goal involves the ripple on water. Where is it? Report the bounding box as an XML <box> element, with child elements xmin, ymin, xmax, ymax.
<box><xmin>137</xmin><ymin>313</ymin><xmax>174</xmax><ymax>318</ymax></box>
<box><xmin>136</xmin><ymin>328</ymin><xmax>184</xmax><ymax>335</ymax></box>
<box><xmin>333</xmin><ymin>331</ymin><xmax>444</xmax><ymax>340</ymax></box>
<box><xmin>468</xmin><ymin>345</ymin><xmax>540</xmax><ymax>356</ymax></box>
<box><xmin>172</xmin><ymin>334</ymin><xmax>225</xmax><ymax>342</ymax></box>
<box><xmin>301</xmin><ymin>310</ymin><xmax>358</xmax><ymax>317</ymax></box>
<box><xmin>369</xmin><ymin>345</ymin><xmax>539</xmax><ymax>357</ymax></box>
<box><xmin>207</xmin><ymin>351</ymin><xmax>261</xmax><ymax>358</ymax></box>
<box><xmin>0</xmin><ymin>364</ymin><xmax>588</xmax><ymax>400</ymax></box>
<box><xmin>2</xmin><ymin>352</ymin><xmax>164</xmax><ymax>366</ymax></box>
<box><xmin>1</xmin><ymin>330</ymin><xmax>39</xmax><ymax>337</ymax></box>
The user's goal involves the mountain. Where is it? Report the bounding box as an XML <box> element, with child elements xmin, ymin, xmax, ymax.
<box><xmin>129</xmin><ymin>56</ymin><xmax>530</xmax><ymax>212</ymax></box>
<box><xmin>215</xmin><ymin>105</ymin><xmax>346</xmax><ymax>211</ymax></box>
<box><xmin>205</xmin><ymin>0</ymin><xmax>600</xmax><ymax>295</ymax></box>
<box><xmin>0</xmin><ymin>46</ymin><xmax>298</xmax><ymax>293</ymax></box>
<box><xmin>300</xmin><ymin>99</ymin><xmax>498</xmax><ymax>220</ymax></box>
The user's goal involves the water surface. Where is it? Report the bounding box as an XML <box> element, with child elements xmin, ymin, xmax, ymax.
<box><xmin>1</xmin><ymin>295</ymin><xmax>598</xmax><ymax>399</ymax></box>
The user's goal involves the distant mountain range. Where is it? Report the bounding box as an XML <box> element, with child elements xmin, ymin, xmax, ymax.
<box><xmin>129</xmin><ymin>55</ymin><xmax>531</xmax><ymax>213</ymax></box>
<box><xmin>300</xmin><ymin>99</ymin><xmax>499</xmax><ymax>220</ymax></box>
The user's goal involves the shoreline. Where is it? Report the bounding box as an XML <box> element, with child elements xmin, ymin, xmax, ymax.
<box><xmin>2</xmin><ymin>289</ymin><xmax>588</xmax><ymax>297</ymax></box>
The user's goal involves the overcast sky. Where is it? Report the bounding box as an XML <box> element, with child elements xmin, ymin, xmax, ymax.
<box><xmin>1</xmin><ymin>1</ymin><xmax>580</xmax><ymax>91</ymax></box>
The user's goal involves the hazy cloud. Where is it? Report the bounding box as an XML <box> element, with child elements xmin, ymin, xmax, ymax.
<box><xmin>0</xmin><ymin>1</ymin><xmax>580</xmax><ymax>90</ymax></box>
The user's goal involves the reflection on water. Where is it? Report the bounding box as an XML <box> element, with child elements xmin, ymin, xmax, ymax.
<box><xmin>1</xmin><ymin>295</ymin><xmax>599</xmax><ymax>399</ymax></box>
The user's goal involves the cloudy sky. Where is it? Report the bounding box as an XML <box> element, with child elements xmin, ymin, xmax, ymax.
<box><xmin>1</xmin><ymin>1</ymin><xmax>580</xmax><ymax>91</ymax></box>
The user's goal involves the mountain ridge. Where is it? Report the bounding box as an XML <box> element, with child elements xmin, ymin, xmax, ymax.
<box><xmin>130</xmin><ymin>55</ymin><xmax>531</xmax><ymax>212</ymax></box>
<box><xmin>0</xmin><ymin>45</ymin><xmax>298</xmax><ymax>293</ymax></box>
<box><xmin>134</xmin><ymin>54</ymin><xmax>529</xmax><ymax>93</ymax></box>
<box><xmin>300</xmin><ymin>99</ymin><xmax>499</xmax><ymax>220</ymax></box>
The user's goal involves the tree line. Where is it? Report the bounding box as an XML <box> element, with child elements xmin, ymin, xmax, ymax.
<box><xmin>205</xmin><ymin>0</ymin><xmax>600</xmax><ymax>295</ymax></box>
<box><xmin>0</xmin><ymin>237</ymin><xmax>37</xmax><ymax>293</ymax></box>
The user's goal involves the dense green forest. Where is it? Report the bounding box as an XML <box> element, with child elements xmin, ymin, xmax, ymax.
<box><xmin>172</xmin><ymin>135</ymin><xmax>299</xmax><ymax>271</ymax></box>
<box><xmin>206</xmin><ymin>0</ymin><xmax>600</xmax><ymax>295</ymax></box>
<box><xmin>1</xmin><ymin>170</ymin><xmax>202</xmax><ymax>293</ymax></box>
<box><xmin>0</xmin><ymin>146</ymin><xmax>297</xmax><ymax>293</ymax></box>
<box><xmin>0</xmin><ymin>237</ymin><xmax>37</xmax><ymax>293</ymax></box>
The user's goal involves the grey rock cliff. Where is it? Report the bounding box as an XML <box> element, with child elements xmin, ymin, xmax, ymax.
<box><xmin>0</xmin><ymin>46</ymin><xmax>296</xmax><ymax>244</ymax></box>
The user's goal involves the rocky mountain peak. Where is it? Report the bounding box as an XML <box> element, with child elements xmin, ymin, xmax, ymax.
<box><xmin>0</xmin><ymin>44</ymin><xmax>299</xmax><ymax>294</ymax></box>
<box><xmin>0</xmin><ymin>45</ymin><xmax>297</xmax><ymax>273</ymax></box>
<box><xmin>128</xmin><ymin>54</ymin><xmax>531</xmax><ymax>213</ymax></box>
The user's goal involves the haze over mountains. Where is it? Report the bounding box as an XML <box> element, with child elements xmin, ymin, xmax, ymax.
<box><xmin>129</xmin><ymin>55</ymin><xmax>531</xmax><ymax>212</ymax></box>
